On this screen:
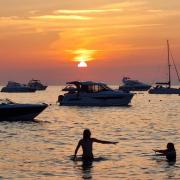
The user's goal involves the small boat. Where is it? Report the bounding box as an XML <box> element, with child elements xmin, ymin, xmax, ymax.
<box><xmin>1</xmin><ymin>81</ymin><xmax>36</xmax><ymax>93</ymax></box>
<box><xmin>28</xmin><ymin>79</ymin><xmax>47</xmax><ymax>91</ymax></box>
<box><xmin>0</xmin><ymin>99</ymin><xmax>48</xmax><ymax>121</ymax></box>
<box><xmin>119</xmin><ymin>77</ymin><xmax>151</xmax><ymax>91</ymax></box>
<box><xmin>58</xmin><ymin>81</ymin><xmax>134</xmax><ymax>106</ymax></box>
<box><xmin>149</xmin><ymin>40</ymin><xmax>180</xmax><ymax>94</ymax></box>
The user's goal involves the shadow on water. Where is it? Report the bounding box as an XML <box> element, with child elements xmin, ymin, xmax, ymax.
<box><xmin>81</xmin><ymin>160</ymin><xmax>93</xmax><ymax>179</ymax></box>
<box><xmin>71</xmin><ymin>156</ymin><xmax>108</xmax><ymax>179</ymax></box>
<box><xmin>167</xmin><ymin>161</ymin><xmax>176</xmax><ymax>166</ymax></box>
<box><xmin>60</xmin><ymin>105</ymin><xmax>132</xmax><ymax>109</ymax></box>
<box><xmin>73</xmin><ymin>159</ymin><xmax>93</xmax><ymax>179</ymax></box>
<box><xmin>152</xmin><ymin>154</ymin><xmax>176</xmax><ymax>166</ymax></box>
<box><xmin>150</xmin><ymin>154</ymin><xmax>179</xmax><ymax>179</ymax></box>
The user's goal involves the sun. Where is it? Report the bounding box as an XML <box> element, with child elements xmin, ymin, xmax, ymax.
<box><xmin>78</xmin><ymin>61</ymin><xmax>87</xmax><ymax>68</ymax></box>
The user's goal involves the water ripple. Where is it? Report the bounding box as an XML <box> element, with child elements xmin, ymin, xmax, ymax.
<box><xmin>0</xmin><ymin>87</ymin><xmax>179</xmax><ymax>179</ymax></box>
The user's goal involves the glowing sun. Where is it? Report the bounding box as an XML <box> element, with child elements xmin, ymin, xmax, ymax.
<box><xmin>78</xmin><ymin>61</ymin><xmax>88</xmax><ymax>68</ymax></box>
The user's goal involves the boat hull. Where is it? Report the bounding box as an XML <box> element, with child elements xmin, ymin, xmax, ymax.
<box><xmin>119</xmin><ymin>85</ymin><xmax>151</xmax><ymax>91</ymax></box>
<box><xmin>1</xmin><ymin>87</ymin><xmax>36</xmax><ymax>93</ymax></box>
<box><xmin>0</xmin><ymin>104</ymin><xmax>48</xmax><ymax>121</ymax></box>
<box><xmin>35</xmin><ymin>86</ymin><xmax>47</xmax><ymax>90</ymax></box>
<box><xmin>149</xmin><ymin>87</ymin><xmax>180</xmax><ymax>94</ymax></box>
<box><xmin>28</xmin><ymin>85</ymin><xmax>47</xmax><ymax>91</ymax></box>
<box><xmin>59</xmin><ymin>92</ymin><xmax>134</xmax><ymax>106</ymax></box>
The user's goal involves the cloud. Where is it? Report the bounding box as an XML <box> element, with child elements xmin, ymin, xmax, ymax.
<box><xmin>66</xmin><ymin>49</ymin><xmax>98</xmax><ymax>62</ymax></box>
<box><xmin>55</xmin><ymin>9</ymin><xmax>122</xmax><ymax>14</ymax></box>
<box><xmin>146</xmin><ymin>9</ymin><xmax>164</xmax><ymax>13</ymax></box>
<box><xmin>0</xmin><ymin>16</ymin><xmax>20</xmax><ymax>20</ymax></box>
<box><xmin>101</xmin><ymin>0</ymin><xmax>147</xmax><ymax>10</ymax></box>
<box><xmin>33</xmin><ymin>15</ymin><xmax>92</xmax><ymax>20</ymax></box>
<box><xmin>146</xmin><ymin>9</ymin><xmax>180</xmax><ymax>16</ymax></box>
<box><xmin>30</xmin><ymin>8</ymin><xmax>123</xmax><ymax>21</ymax></box>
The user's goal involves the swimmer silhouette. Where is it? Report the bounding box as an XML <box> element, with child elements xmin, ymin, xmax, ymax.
<box><xmin>73</xmin><ymin>129</ymin><xmax>118</xmax><ymax>161</ymax></box>
<box><xmin>153</xmin><ymin>142</ymin><xmax>176</xmax><ymax>162</ymax></box>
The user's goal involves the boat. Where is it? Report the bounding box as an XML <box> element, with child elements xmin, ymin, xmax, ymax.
<box><xmin>1</xmin><ymin>81</ymin><xmax>36</xmax><ymax>93</ymax></box>
<box><xmin>149</xmin><ymin>40</ymin><xmax>180</xmax><ymax>94</ymax></box>
<box><xmin>119</xmin><ymin>77</ymin><xmax>151</xmax><ymax>91</ymax></box>
<box><xmin>58</xmin><ymin>81</ymin><xmax>134</xmax><ymax>106</ymax></box>
<box><xmin>0</xmin><ymin>99</ymin><xmax>48</xmax><ymax>121</ymax></box>
<box><xmin>28</xmin><ymin>79</ymin><xmax>47</xmax><ymax>90</ymax></box>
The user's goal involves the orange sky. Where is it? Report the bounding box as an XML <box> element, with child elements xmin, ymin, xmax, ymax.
<box><xmin>0</xmin><ymin>0</ymin><xmax>180</xmax><ymax>85</ymax></box>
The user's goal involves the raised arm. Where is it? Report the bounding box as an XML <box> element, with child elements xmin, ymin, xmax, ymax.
<box><xmin>73</xmin><ymin>140</ymin><xmax>81</xmax><ymax>160</ymax></box>
<box><xmin>92</xmin><ymin>138</ymin><xmax>118</xmax><ymax>144</ymax></box>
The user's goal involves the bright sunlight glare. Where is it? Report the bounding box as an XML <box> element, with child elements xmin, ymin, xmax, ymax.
<box><xmin>78</xmin><ymin>61</ymin><xmax>88</xmax><ymax>68</ymax></box>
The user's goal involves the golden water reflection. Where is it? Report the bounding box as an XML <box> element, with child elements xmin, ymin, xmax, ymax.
<box><xmin>0</xmin><ymin>86</ymin><xmax>179</xmax><ymax>179</ymax></box>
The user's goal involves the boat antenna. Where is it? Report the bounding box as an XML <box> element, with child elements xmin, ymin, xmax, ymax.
<box><xmin>170</xmin><ymin>49</ymin><xmax>180</xmax><ymax>83</ymax></box>
<box><xmin>167</xmin><ymin>40</ymin><xmax>171</xmax><ymax>87</ymax></box>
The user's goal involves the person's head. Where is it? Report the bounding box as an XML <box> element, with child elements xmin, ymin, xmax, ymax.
<box><xmin>167</xmin><ymin>143</ymin><xmax>175</xmax><ymax>151</ymax></box>
<box><xmin>83</xmin><ymin>129</ymin><xmax>91</xmax><ymax>140</ymax></box>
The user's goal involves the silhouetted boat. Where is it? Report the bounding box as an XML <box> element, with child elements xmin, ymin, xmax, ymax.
<box><xmin>149</xmin><ymin>40</ymin><xmax>180</xmax><ymax>94</ymax></box>
<box><xmin>1</xmin><ymin>81</ymin><xmax>36</xmax><ymax>93</ymax></box>
<box><xmin>0</xmin><ymin>99</ymin><xmax>48</xmax><ymax>121</ymax></box>
<box><xmin>28</xmin><ymin>79</ymin><xmax>47</xmax><ymax>90</ymax></box>
<box><xmin>119</xmin><ymin>77</ymin><xmax>151</xmax><ymax>91</ymax></box>
<box><xmin>58</xmin><ymin>81</ymin><xmax>134</xmax><ymax>106</ymax></box>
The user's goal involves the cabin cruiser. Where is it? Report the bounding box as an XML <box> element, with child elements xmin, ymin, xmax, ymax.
<box><xmin>149</xmin><ymin>84</ymin><xmax>180</xmax><ymax>94</ymax></box>
<box><xmin>0</xmin><ymin>99</ymin><xmax>48</xmax><ymax>121</ymax></box>
<box><xmin>28</xmin><ymin>79</ymin><xmax>47</xmax><ymax>90</ymax></box>
<box><xmin>149</xmin><ymin>40</ymin><xmax>180</xmax><ymax>94</ymax></box>
<box><xmin>119</xmin><ymin>77</ymin><xmax>151</xmax><ymax>91</ymax></box>
<box><xmin>58</xmin><ymin>81</ymin><xmax>134</xmax><ymax>106</ymax></box>
<box><xmin>1</xmin><ymin>81</ymin><xmax>36</xmax><ymax>93</ymax></box>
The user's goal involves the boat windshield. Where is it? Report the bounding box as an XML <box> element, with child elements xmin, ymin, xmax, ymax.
<box><xmin>62</xmin><ymin>85</ymin><xmax>77</xmax><ymax>93</ymax></box>
<box><xmin>80</xmin><ymin>84</ymin><xmax>111</xmax><ymax>93</ymax></box>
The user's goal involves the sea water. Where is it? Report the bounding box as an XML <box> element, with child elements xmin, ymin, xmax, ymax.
<box><xmin>0</xmin><ymin>86</ymin><xmax>179</xmax><ymax>179</ymax></box>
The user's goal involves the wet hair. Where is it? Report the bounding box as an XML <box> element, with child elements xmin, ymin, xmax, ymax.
<box><xmin>83</xmin><ymin>129</ymin><xmax>91</xmax><ymax>140</ymax></box>
<box><xmin>167</xmin><ymin>143</ymin><xmax>175</xmax><ymax>151</ymax></box>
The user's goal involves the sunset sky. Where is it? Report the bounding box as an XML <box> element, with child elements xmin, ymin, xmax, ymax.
<box><xmin>0</xmin><ymin>0</ymin><xmax>180</xmax><ymax>85</ymax></box>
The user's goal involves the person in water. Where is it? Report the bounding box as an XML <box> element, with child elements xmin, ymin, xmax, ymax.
<box><xmin>73</xmin><ymin>129</ymin><xmax>118</xmax><ymax>161</ymax></box>
<box><xmin>153</xmin><ymin>142</ymin><xmax>176</xmax><ymax>161</ymax></box>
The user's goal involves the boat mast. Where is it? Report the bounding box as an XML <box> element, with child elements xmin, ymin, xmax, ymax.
<box><xmin>167</xmin><ymin>40</ymin><xmax>171</xmax><ymax>87</ymax></box>
<box><xmin>170</xmin><ymin>48</ymin><xmax>180</xmax><ymax>83</ymax></box>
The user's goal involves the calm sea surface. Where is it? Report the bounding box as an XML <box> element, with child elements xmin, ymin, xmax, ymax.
<box><xmin>0</xmin><ymin>86</ymin><xmax>179</xmax><ymax>179</ymax></box>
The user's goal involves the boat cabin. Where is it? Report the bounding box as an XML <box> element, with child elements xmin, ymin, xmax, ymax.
<box><xmin>63</xmin><ymin>81</ymin><xmax>111</xmax><ymax>93</ymax></box>
<box><xmin>6</xmin><ymin>81</ymin><xmax>27</xmax><ymax>87</ymax></box>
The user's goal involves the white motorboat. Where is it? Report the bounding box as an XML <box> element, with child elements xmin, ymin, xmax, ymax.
<box><xmin>58</xmin><ymin>81</ymin><xmax>134</xmax><ymax>106</ymax></box>
<box><xmin>119</xmin><ymin>77</ymin><xmax>151</xmax><ymax>91</ymax></box>
<box><xmin>1</xmin><ymin>81</ymin><xmax>36</xmax><ymax>93</ymax></box>
<box><xmin>149</xmin><ymin>40</ymin><xmax>180</xmax><ymax>94</ymax></box>
<box><xmin>28</xmin><ymin>79</ymin><xmax>47</xmax><ymax>90</ymax></box>
<box><xmin>0</xmin><ymin>99</ymin><xmax>48</xmax><ymax>121</ymax></box>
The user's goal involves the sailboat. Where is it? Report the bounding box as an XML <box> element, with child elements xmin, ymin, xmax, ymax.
<box><xmin>149</xmin><ymin>40</ymin><xmax>180</xmax><ymax>94</ymax></box>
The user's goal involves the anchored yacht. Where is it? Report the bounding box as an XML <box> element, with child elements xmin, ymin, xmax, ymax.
<box><xmin>149</xmin><ymin>40</ymin><xmax>180</xmax><ymax>94</ymax></box>
<box><xmin>58</xmin><ymin>81</ymin><xmax>134</xmax><ymax>106</ymax></box>
<box><xmin>0</xmin><ymin>99</ymin><xmax>48</xmax><ymax>121</ymax></box>
<box><xmin>1</xmin><ymin>81</ymin><xmax>36</xmax><ymax>93</ymax></box>
<box><xmin>119</xmin><ymin>77</ymin><xmax>151</xmax><ymax>91</ymax></box>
